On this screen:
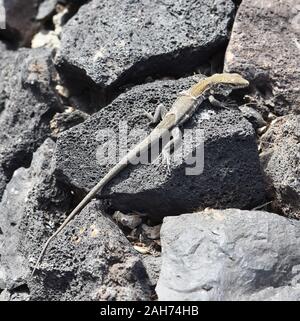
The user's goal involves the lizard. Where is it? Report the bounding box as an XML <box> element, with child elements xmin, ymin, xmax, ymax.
<box><xmin>31</xmin><ymin>73</ymin><xmax>249</xmax><ymax>276</ymax></box>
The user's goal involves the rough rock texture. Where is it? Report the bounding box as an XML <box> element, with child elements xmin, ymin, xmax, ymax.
<box><xmin>260</xmin><ymin>115</ymin><xmax>300</xmax><ymax>218</ymax></box>
<box><xmin>238</xmin><ymin>105</ymin><xmax>266</xmax><ymax>130</ymax></box>
<box><xmin>0</xmin><ymin>46</ymin><xmax>62</xmax><ymax>199</ymax></box>
<box><xmin>156</xmin><ymin>209</ymin><xmax>300</xmax><ymax>301</ymax></box>
<box><xmin>224</xmin><ymin>0</ymin><xmax>300</xmax><ymax>115</ymax></box>
<box><xmin>36</xmin><ymin>0</ymin><xmax>89</xmax><ymax>22</ymax></box>
<box><xmin>0</xmin><ymin>138</ymin><xmax>152</xmax><ymax>301</ymax></box>
<box><xmin>36</xmin><ymin>0</ymin><xmax>58</xmax><ymax>20</ymax></box>
<box><xmin>55</xmin><ymin>76</ymin><xmax>266</xmax><ymax>219</ymax></box>
<box><xmin>50</xmin><ymin>108</ymin><xmax>89</xmax><ymax>137</ymax></box>
<box><xmin>29</xmin><ymin>200</ymin><xmax>153</xmax><ymax>301</ymax></box>
<box><xmin>1</xmin><ymin>0</ymin><xmax>298</xmax><ymax>302</ymax></box>
<box><xmin>142</xmin><ymin>255</ymin><xmax>161</xmax><ymax>292</ymax></box>
<box><xmin>56</xmin><ymin>0</ymin><xmax>236</xmax><ymax>110</ymax></box>
<box><xmin>0</xmin><ymin>0</ymin><xmax>41</xmax><ymax>46</ymax></box>
<box><xmin>0</xmin><ymin>139</ymin><xmax>72</xmax><ymax>298</ymax></box>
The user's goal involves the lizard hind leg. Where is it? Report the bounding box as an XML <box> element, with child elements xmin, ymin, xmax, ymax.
<box><xmin>143</xmin><ymin>103</ymin><xmax>167</xmax><ymax>126</ymax></box>
<box><xmin>162</xmin><ymin>127</ymin><xmax>182</xmax><ymax>174</ymax></box>
<box><xmin>153</xmin><ymin>127</ymin><xmax>182</xmax><ymax>174</ymax></box>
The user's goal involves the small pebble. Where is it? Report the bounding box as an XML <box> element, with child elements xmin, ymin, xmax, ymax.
<box><xmin>134</xmin><ymin>245</ymin><xmax>150</xmax><ymax>254</ymax></box>
<box><xmin>113</xmin><ymin>211</ymin><xmax>142</xmax><ymax>230</ymax></box>
<box><xmin>257</xmin><ymin>126</ymin><xmax>267</xmax><ymax>135</ymax></box>
<box><xmin>141</xmin><ymin>224</ymin><xmax>161</xmax><ymax>240</ymax></box>
<box><xmin>267</xmin><ymin>112</ymin><xmax>277</xmax><ymax>121</ymax></box>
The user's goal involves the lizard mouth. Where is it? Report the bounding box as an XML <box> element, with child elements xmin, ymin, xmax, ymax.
<box><xmin>228</xmin><ymin>73</ymin><xmax>250</xmax><ymax>88</ymax></box>
<box><xmin>237</xmin><ymin>79</ymin><xmax>250</xmax><ymax>88</ymax></box>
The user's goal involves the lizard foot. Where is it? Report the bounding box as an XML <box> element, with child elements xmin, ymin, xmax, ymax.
<box><xmin>143</xmin><ymin>104</ymin><xmax>167</xmax><ymax>126</ymax></box>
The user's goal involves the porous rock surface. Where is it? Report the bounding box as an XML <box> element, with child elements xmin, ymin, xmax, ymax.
<box><xmin>0</xmin><ymin>138</ymin><xmax>152</xmax><ymax>301</ymax></box>
<box><xmin>56</xmin><ymin>0</ymin><xmax>236</xmax><ymax>109</ymax></box>
<box><xmin>29</xmin><ymin>200</ymin><xmax>153</xmax><ymax>301</ymax></box>
<box><xmin>36</xmin><ymin>0</ymin><xmax>59</xmax><ymax>20</ymax></box>
<box><xmin>224</xmin><ymin>0</ymin><xmax>300</xmax><ymax>115</ymax></box>
<box><xmin>55</xmin><ymin>76</ymin><xmax>266</xmax><ymax>219</ymax></box>
<box><xmin>260</xmin><ymin>115</ymin><xmax>300</xmax><ymax>219</ymax></box>
<box><xmin>50</xmin><ymin>108</ymin><xmax>89</xmax><ymax>137</ymax></box>
<box><xmin>0</xmin><ymin>0</ymin><xmax>41</xmax><ymax>46</ymax></box>
<box><xmin>0</xmin><ymin>138</ymin><xmax>72</xmax><ymax>299</ymax></box>
<box><xmin>156</xmin><ymin>209</ymin><xmax>300</xmax><ymax>301</ymax></box>
<box><xmin>0</xmin><ymin>45</ymin><xmax>61</xmax><ymax>200</ymax></box>
<box><xmin>0</xmin><ymin>0</ymin><xmax>299</xmax><ymax>302</ymax></box>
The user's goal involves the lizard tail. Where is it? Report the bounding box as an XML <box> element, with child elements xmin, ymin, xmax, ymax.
<box><xmin>30</xmin><ymin>185</ymin><xmax>104</xmax><ymax>277</ymax></box>
<box><xmin>31</xmin><ymin>160</ymin><xmax>128</xmax><ymax>277</ymax></box>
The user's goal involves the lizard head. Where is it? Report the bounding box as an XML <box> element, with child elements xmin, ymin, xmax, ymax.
<box><xmin>209</xmin><ymin>73</ymin><xmax>249</xmax><ymax>96</ymax></box>
<box><xmin>213</xmin><ymin>73</ymin><xmax>249</xmax><ymax>88</ymax></box>
<box><xmin>219</xmin><ymin>73</ymin><xmax>249</xmax><ymax>87</ymax></box>
<box><xmin>190</xmin><ymin>73</ymin><xmax>249</xmax><ymax>98</ymax></box>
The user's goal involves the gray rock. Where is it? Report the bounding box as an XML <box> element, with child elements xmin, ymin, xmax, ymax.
<box><xmin>260</xmin><ymin>115</ymin><xmax>300</xmax><ymax>218</ymax></box>
<box><xmin>56</xmin><ymin>0</ymin><xmax>235</xmax><ymax>110</ymax></box>
<box><xmin>224</xmin><ymin>0</ymin><xmax>300</xmax><ymax>115</ymax></box>
<box><xmin>50</xmin><ymin>107</ymin><xmax>89</xmax><ymax>137</ymax></box>
<box><xmin>36</xmin><ymin>0</ymin><xmax>57</xmax><ymax>20</ymax></box>
<box><xmin>239</xmin><ymin>105</ymin><xmax>266</xmax><ymax>130</ymax></box>
<box><xmin>156</xmin><ymin>209</ymin><xmax>300</xmax><ymax>301</ymax></box>
<box><xmin>142</xmin><ymin>255</ymin><xmax>161</xmax><ymax>289</ymax></box>
<box><xmin>0</xmin><ymin>46</ymin><xmax>62</xmax><ymax>199</ymax></box>
<box><xmin>0</xmin><ymin>0</ymin><xmax>41</xmax><ymax>46</ymax></box>
<box><xmin>142</xmin><ymin>224</ymin><xmax>161</xmax><ymax>240</ymax></box>
<box><xmin>0</xmin><ymin>138</ymin><xmax>72</xmax><ymax>292</ymax></box>
<box><xmin>36</xmin><ymin>0</ymin><xmax>88</xmax><ymax>21</ymax></box>
<box><xmin>0</xmin><ymin>289</ymin><xmax>11</xmax><ymax>301</ymax></box>
<box><xmin>29</xmin><ymin>200</ymin><xmax>153</xmax><ymax>301</ymax></box>
<box><xmin>55</xmin><ymin>76</ymin><xmax>266</xmax><ymax>219</ymax></box>
<box><xmin>112</xmin><ymin>211</ymin><xmax>142</xmax><ymax>230</ymax></box>
<box><xmin>0</xmin><ymin>137</ymin><xmax>152</xmax><ymax>301</ymax></box>
<box><xmin>0</xmin><ymin>287</ymin><xmax>30</xmax><ymax>301</ymax></box>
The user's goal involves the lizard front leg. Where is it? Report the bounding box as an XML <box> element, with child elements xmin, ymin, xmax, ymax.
<box><xmin>144</xmin><ymin>103</ymin><xmax>167</xmax><ymax>126</ymax></box>
<box><xmin>208</xmin><ymin>95</ymin><xmax>238</xmax><ymax>110</ymax></box>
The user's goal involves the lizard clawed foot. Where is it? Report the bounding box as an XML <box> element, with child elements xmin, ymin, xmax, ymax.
<box><xmin>143</xmin><ymin>104</ymin><xmax>167</xmax><ymax>127</ymax></box>
<box><xmin>143</xmin><ymin>111</ymin><xmax>156</xmax><ymax>127</ymax></box>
